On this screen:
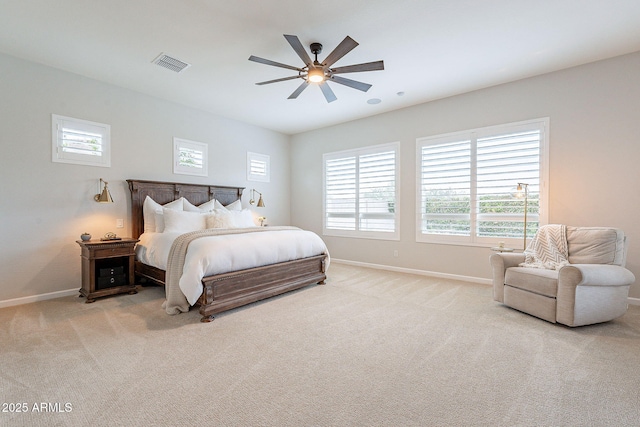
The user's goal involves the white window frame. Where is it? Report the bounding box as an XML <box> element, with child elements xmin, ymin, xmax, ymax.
<box><xmin>51</xmin><ymin>114</ymin><xmax>111</xmax><ymax>167</ymax></box>
<box><xmin>247</xmin><ymin>152</ymin><xmax>270</xmax><ymax>182</ymax></box>
<box><xmin>323</xmin><ymin>142</ymin><xmax>400</xmax><ymax>241</ymax></box>
<box><xmin>416</xmin><ymin>118</ymin><xmax>549</xmax><ymax>247</ymax></box>
<box><xmin>173</xmin><ymin>137</ymin><xmax>208</xmax><ymax>177</ymax></box>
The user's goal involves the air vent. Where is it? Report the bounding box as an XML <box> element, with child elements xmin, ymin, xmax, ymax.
<box><xmin>152</xmin><ymin>53</ymin><xmax>191</xmax><ymax>73</ymax></box>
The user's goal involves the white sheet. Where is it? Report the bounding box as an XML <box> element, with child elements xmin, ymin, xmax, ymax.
<box><xmin>136</xmin><ymin>228</ymin><xmax>329</xmax><ymax>306</ymax></box>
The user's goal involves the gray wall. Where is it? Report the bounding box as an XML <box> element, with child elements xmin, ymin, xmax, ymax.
<box><xmin>0</xmin><ymin>53</ymin><xmax>290</xmax><ymax>303</ymax></box>
<box><xmin>291</xmin><ymin>51</ymin><xmax>640</xmax><ymax>299</ymax></box>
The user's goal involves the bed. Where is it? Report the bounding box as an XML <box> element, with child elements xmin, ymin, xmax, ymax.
<box><xmin>127</xmin><ymin>179</ymin><xmax>328</xmax><ymax>322</ymax></box>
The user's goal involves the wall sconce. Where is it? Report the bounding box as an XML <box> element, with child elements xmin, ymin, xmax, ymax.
<box><xmin>94</xmin><ymin>178</ymin><xmax>114</xmax><ymax>203</ymax></box>
<box><xmin>249</xmin><ymin>189</ymin><xmax>265</xmax><ymax>207</ymax></box>
<box><xmin>516</xmin><ymin>182</ymin><xmax>529</xmax><ymax>250</ymax></box>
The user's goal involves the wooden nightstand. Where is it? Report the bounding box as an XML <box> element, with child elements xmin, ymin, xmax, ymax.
<box><xmin>76</xmin><ymin>238</ymin><xmax>139</xmax><ymax>303</ymax></box>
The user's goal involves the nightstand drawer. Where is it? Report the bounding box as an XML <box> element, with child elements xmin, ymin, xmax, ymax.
<box><xmin>94</xmin><ymin>246</ymin><xmax>133</xmax><ymax>258</ymax></box>
<box><xmin>99</xmin><ymin>266</ymin><xmax>125</xmax><ymax>277</ymax></box>
<box><xmin>97</xmin><ymin>275</ymin><xmax>127</xmax><ymax>289</ymax></box>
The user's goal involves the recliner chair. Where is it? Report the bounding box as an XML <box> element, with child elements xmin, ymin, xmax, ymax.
<box><xmin>490</xmin><ymin>226</ymin><xmax>635</xmax><ymax>327</ymax></box>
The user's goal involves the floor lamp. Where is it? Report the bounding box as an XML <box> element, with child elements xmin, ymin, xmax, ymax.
<box><xmin>517</xmin><ymin>182</ymin><xmax>529</xmax><ymax>250</ymax></box>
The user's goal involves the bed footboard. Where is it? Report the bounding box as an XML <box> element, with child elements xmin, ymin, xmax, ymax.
<box><xmin>198</xmin><ymin>254</ymin><xmax>327</xmax><ymax>322</ymax></box>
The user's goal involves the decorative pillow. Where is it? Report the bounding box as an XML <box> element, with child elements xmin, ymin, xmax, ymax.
<box><xmin>162</xmin><ymin>208</ymin><xmax>207</xmax><ymax>233</ymax></box>
<box><xmin>143</xmin><ymin>196</ymin><xmax>184</xmax><ymax>233</ymax></box>
<box><xmin>206</xmin><ymin>209</ymin><xmax>235</xmax><ymax>229</ymax></box>
<box><xmin>230</xmin><ymin>209</ymin><xmax>257</xmax><ymax>228</ymax></box>
<box><xmin>183</xmin><ymin>198</ymin><xmax>225</xmax><ymax>212</ymax></box>
<box><xmin>224</xmin><ymin>200</ymin><xmax>242</xmax><ymax>211</ymax></box>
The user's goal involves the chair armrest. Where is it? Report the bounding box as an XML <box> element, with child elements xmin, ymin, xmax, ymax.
<box><xmin>557</xmin><ymin>264</ymin><xmax>635</xmax><ymax>326</ymax></box>
<box><xmin>490</xmin><ymin>253</ymin><xmax>525</xmax><ymax>302</ymax></box>
<box><xmin>559</xmin><ymin>264</ymin><xmax>636</xmax><ymax>288</ymax></box>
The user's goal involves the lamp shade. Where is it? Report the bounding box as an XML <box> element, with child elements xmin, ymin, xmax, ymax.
<box><xmin>307</xmin><ymin>67</ymin><xmax>324</xmax><ymax>83</ymax></box>
<box><xmin>94</xmin><ymin>179</ymin><xmax>114</xmax><ymax>203</ymax></box>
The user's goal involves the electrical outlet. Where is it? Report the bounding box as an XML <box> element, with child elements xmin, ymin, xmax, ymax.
<box><xmin>393</xmin><ymin>250</ymin><xmax>398</xmax><ymax>257</ymax></box>
<box><xmin>116</xmin><ymin>219</ymin><xmax>124</xmax><ymax>228</ymax></box>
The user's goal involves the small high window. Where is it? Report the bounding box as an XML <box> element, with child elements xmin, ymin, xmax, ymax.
<box><xmin>52</xmin><ymin>114</ymin><xmax>111</xmax><ymax>167</ymax></box>
<box><xmin>247</xmin><ymin>152</ymin><xmax>270</xmax><ymax>182</ymax></box>
<box><xmin>173</xmin><ymin>138</ymin><xmax>208</xmax><ymax>177</ymax></box>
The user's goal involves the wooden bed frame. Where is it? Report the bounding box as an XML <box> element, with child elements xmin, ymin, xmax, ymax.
<box><xmin>127</xmin><ymin>179</ymin><xmax>327</xmax><ymax>322</ymax></box>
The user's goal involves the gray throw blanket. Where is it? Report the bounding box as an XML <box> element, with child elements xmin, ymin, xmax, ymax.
<box><xmin>519</xmin><ymin>224</ymin><xmax>569</xmax><ymax>270</ymax></box>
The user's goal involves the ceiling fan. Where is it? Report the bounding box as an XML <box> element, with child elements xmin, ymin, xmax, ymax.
<box><xmin>248</xmin><ymin>34</ymin><xmax>384</xmax><ymax>103</ymax></box>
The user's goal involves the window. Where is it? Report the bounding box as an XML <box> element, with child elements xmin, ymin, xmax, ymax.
<box><xmin>52</xmin><ymin>114</ymin><xmax>111</xmax><ymax>167</ymax></box>
<box><xmin>323</xmin><ymin>142</ymin><xmax>400</xmax><ymax>240</ymax></box>
<box><xmin>247</xmin><ymin>152</ymin><xmax>270</xmax><ymax>182</ymax></box>
<box><xmin>173</xmin><ymin>138</ymin><xmax>208</xmax><ymax>176</ymax></box>
<box><xmin>416</xmin><ymin>119</ymin><xmax>548</xmax><ymax>247</ymax></box>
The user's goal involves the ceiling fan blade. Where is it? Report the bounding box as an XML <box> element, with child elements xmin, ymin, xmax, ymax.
<box><xmin>331</xmin><ymin>60</ymin><xmax>385</xmax><ymax>74</ymax></box>
<box><xmin>329</xmin><ymin>75</ymin><xmax>372</xmax><ymax>92</ymax></box>
<box><xmin>319</xmin><ymin>82</ymin><xmax>337</xmax><ymax>103</ymax></box>
<box><xmin>288</xmin><ymin>81</ymin><xmax>309</xmax><ymax>99</ymax></box>
<box><xmin>322</xmin><ymin>36</ymin><xmax>359</xmax><ymax>68</ymax></box>
<box><xmin>256</xmin><ymin>75</ymin><xmax>302</xmax><ymax>85</ymax></box>
<box><xmin>283</xmin><ymin>34</ymin><xmax>313</xmax><ymax>67</ymax></box>
<box><xmin>248</xmin><ymin>55</ymin><xmax>302</xmax><ymax>72</ymax></box>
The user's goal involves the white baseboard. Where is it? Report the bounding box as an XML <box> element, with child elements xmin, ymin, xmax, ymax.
<box><xmin>331</xmin><ymin>259</ymin><xmax>640</xmax><ymax>305</ymax></box>
<box><xmin>0</xmin><ymin>288</ymin><xmax>79</xmax><ymax>309</ymax></box>
<box><xmin>331</xmin><ymin>258</ymin><xmax>493</xmax><ymax>285</ymax></box>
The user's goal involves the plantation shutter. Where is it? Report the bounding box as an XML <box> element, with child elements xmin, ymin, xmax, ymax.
<box><xmin>247</xmin><ymin>152</ymin><xmax>270</xmax><ymax>182</ymax></box>
<box><xmin>173</xmin><ymin>138</ymin><xmax>208</xmax><ymax>176</ymax></box>
<box><xmin>325</xmin><ymin>156</ymin><xmax>357</xmax><ymax>230</ymax></box>
<box><xmin>178</xmin><ymin>146</ymin><xmax>204</xmax><ymax>169</ymax></box>
<box><xmin>420</xmin><ymin>139</ymin><xmax>472</xmax><ymax>237</ymax></box>
<box><xmin>476</xmin><ymin>126</ymin><xmax>541</xmax><ymax>238</ymax></box>
<box><xmin>416</xmin><ymin>118</ymin><xmax>546</xmax><ymax>245</ymax></box>
<box><xmin>60</xmin><ymin>126</ymin><xmax>103</xmax><ymax>157</ymax></box>
<box><xmin>324</xmin><ymin>142</ymin><xmax>399</xmax><ymax>239</ymax></box>
<box><xmin>359</xmin><ymin>149</ymin><xmax>396</xmax><ymax>232</ymax></box>
<box><xmin>52</xmin><ymin>114</ymin><xmax>111</xmax><ymax>167</ymax></box>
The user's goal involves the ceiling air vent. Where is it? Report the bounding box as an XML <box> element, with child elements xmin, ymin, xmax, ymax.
<box><xmin>152</xmin><ymin>53</ymin><xmax>191</xmax><ymax>73</ymax></box>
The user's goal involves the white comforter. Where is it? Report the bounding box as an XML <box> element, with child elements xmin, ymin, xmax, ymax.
<box><xmin>136</xmin><ymin>227</ymin><xmax>329</xmax><ymax>309</ymax></box>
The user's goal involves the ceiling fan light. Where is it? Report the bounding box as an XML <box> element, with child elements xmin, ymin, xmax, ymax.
<box><xmin>307</xmin><ymin>68</ymin><xmax>325</xmax><ymax>83</ymax></box>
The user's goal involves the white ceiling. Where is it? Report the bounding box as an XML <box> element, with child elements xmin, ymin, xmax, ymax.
<box><xmin>2</xmin><ymin>0</ymin><xmax>640</xmax><ymax>135</ymax></box>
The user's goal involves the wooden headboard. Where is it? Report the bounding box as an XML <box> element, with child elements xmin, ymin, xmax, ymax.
<box><xmin>127</xmin><ymin>179</ymin><xmax>244</xmax><ymax>239</ymax></box>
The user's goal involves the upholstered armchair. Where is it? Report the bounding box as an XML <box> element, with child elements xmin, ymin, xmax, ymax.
<box><xmin>490</xmin><ymin>226</ymin><xmax>635</xmax><ymax>327</ymax></box>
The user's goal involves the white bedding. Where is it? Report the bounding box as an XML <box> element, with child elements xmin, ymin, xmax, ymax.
<box><xmin>136</xmin><ymin>227</ymin><xmax>329</xmax><ymax>309</ymax></box>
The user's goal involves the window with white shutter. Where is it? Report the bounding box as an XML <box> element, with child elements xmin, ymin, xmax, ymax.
<box><xmin>173</xmin><ymin>138</ymin><xmax>208</xmax><ymax>177</ymax></box>
<box><xmin>324</xmin><ymin>142</ymin><xmax>400</xmax><ymax>240</ymax></box>
<box><xmin>247</xmin><ymin>152</ymin><xmax>270</xmax><ymax>182</ymax></box>
<box><xmin>52</xmin><ymin>114</ymin><xmax>111</xmax><ymax>167</ymax></box>
<box><xmin>416</xmin><ymin>119</ymin><xmax>548</xmax><ymax>247</ymax></box>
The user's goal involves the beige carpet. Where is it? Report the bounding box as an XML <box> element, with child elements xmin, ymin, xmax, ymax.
<box><xmin>2</xmin><ymin>263</ymin><xmax>639</xmax><ymax>427</ymax></box>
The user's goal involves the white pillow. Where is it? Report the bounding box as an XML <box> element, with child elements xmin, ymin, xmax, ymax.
<box><xmin>143</xmin><ymin>196</ymin><xmax>184</xmax><ymax>233</ymax></box>
<box><xmin>183</xmin><ymin>198</ymin><xmax>225</xmax><ymax>212</ymax></box>
<box><xmin>162</xmin><ymin>208</ymin><xmax>207</xmax><ymax>233</ymax></box>
<box><xmin>206</xmin><ymin>209</ymin><xmax>235</xmax><ymax>229</ymax></box>
<box><xmin>224</xmin><ymin>200</ymin><xmax>242</xmax><ymax>211</ymax></box>
<box><xmin>230</xmin><ymin>209</ymin><xmax>257</xmax><ymax>228</ymax></box>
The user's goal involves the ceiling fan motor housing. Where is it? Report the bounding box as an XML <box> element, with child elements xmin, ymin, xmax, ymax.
<box><xmin>310</xmin><ymin>42</ymin><xmax>323</xmax><ymax>56</ymax></box>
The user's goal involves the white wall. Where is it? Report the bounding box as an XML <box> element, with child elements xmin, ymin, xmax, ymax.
<box><xmin>3</xmin><ymin>50</ymin><xmax>640</xmax><ymax>305</ymax></box>
<box><xmin>291</xmin><ymin>51</ymin><xmax>640</xmax><ymax>299</ymax></box>
<box><xmin>0</xmin><ymin>53</ymin><xmax>289</xmax><ymax>303</ymax></box>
